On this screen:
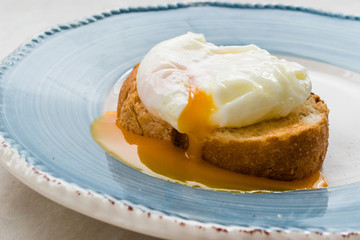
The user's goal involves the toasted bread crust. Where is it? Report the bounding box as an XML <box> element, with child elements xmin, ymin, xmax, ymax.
<box><xmin>203</xmin><ymin>105</ymin><xmax>329</xmax><ymax>180</ymax></box>
<box><xmin>117</xmin><ymin>66</ymin><xmax>329</xmax><ymax>181</ymax></box>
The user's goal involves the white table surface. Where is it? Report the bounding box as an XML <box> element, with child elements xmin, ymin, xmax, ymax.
<box><xmin>1</xmin><ymin>1</ymin><xmax>359</xmax><ymax>239</ymax></box>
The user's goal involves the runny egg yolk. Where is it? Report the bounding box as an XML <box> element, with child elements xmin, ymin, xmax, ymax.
<box><xmin>177</xmin><ymin>87</ymin><xmax>218</xmax><ymax>160</ymax></box>
<box><xmin>91</xmin><ymin>111</ymin><xmax>328</xmax><ymax>192</ymax></box>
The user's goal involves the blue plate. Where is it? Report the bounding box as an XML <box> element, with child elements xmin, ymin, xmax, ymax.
<box><xmin>1</xmin><ymin>3</ymin><xmax>360</xmax><ymax>239</ymax></box>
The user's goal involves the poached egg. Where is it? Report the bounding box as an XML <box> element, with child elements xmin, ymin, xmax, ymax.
<box><xmin>137</xmin><ymin>32</ymin><xmax>311</xmax><ymax>132</ymax></box>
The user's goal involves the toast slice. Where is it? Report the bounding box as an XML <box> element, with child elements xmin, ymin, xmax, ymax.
<box><xmin>117</xmin><ymin>65</ymin><xmax>329</xmax><ymax>181</ymax></box>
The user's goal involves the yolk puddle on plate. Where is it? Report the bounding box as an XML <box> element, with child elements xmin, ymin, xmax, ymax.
<box><xmin>91</xmin><ymin>111</ymin><xmax>328</xmax><ymax>192</ymax></box>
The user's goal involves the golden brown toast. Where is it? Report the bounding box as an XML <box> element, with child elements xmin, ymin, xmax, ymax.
<box><xmin>117</xmin><ymin>65</ymin><xmax>329</xmax><ymax>181</ymax></box>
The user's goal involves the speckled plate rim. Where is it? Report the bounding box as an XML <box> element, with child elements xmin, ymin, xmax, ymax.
<box><xmin>1</xmin><ymin>2</ymin><xmax>360</xmax><ymax>239</ymax></box>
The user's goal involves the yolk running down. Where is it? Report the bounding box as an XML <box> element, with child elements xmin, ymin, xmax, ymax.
<box><xmin>91</xmin><ymin>111</ymin><xmax>328</xmax><ymax>192</ymax></box>
<box><xmin>177</xmin><ymin>87</ymin><xmax>218</xmax><ymax>159</ymax></box>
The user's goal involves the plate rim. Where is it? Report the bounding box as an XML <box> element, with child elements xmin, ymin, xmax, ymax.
<box><xmin>1</xmin><ymin>2</ymin><xmax>360</xmax><ymax>239</ymax></box>
<box><xmin>1</xmin><ymin>1</ymin><xmax>360</xmax><ymax>69</ymax></box>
